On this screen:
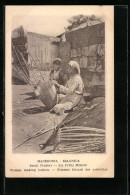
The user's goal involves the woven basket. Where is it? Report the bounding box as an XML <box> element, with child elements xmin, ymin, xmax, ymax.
<box><xmin>39</xmin><ymin>81</ymin><xmax>57</xmax><ymax>110</ymax></box>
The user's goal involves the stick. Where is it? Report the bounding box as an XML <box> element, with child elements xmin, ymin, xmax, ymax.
<box><xmin>59</xmin><ymin>143</ymin><xmax>104</xmax><ymax>150</ymax></box>
<box><xmin>61</xmin><ymin>100</ymin><xmax>104</xmax><ymax>126</ymax></box>
<box><xmin>59</xmin><ymin>139</ymin><xmax>105</xmax><ymax>144</ymax></box>
<box><xmin>60</xmin><ymin>126</ymin><xmax>105</xmax><ymax>132</ymax></box>
<box><xmin>60</xmin><ymin>132</ymin><xmax>105</xmax><ymax>136</ymax></box>
<box><xmin>60</xmin><ymin>134</ymin><xmax>105</xmax><ymax>138</ymax></box>
<box><xmin>60</xmin><ymin>134</ymin><xmax>105</xmax><ymax>137</ymax></box>
<box><xmin>15</xmin><ymin>48</ymin><xmax>32</xmax><ymax>81</ymax></box>
<box><xmin>60</xmin><ymin>137</ymin><xmax>104</xmax><ymax>141</ymax></box>
<box><xmin>12</xmin><ymin>44</ymin><xmax>31</xmax><ymax>85</ymax></box>
<box><xmin>59</xmin><ymin>140</ymin><xmax>104</xmax><ymax>146</ymax></box>
<box><xmin>60</xmin><ymin>126</ymin><xmax>105</xmax><ymax>130</ymax></box>
<box><xmin>20</xmin><ymin>51</ymin><xmax>40</xmax><ymax>84</ymax></box>
<box><xmin>14</xmin><ymin>127</ymin><xmax>54</xmax><ymax>149</ymax></box>
<box><xmin>41</xmin><ymin>100</ymin><xmax>105</xmax><ymax>150</ymax></box>
<box><xmin>59</xmin><ymin>146</ymin><xmax>105</xmax><ymax>153</ymax></box>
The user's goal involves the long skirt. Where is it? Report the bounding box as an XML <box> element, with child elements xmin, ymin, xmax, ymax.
<box><xmin>53</xmin><ymin>93</ymin><xmax>83</xmax><ymax>115</ymax></box>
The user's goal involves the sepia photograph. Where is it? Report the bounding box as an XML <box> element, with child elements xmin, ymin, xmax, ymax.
<box><xmin>5</xmin><ymin>6</ymin><xmax>114</xmax><ymax>178</ymax></box>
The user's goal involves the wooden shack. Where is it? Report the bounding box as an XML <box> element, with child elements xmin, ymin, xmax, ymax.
<box><xmin>27</xmin><ymin>32</ymin><xmax>60</xmax><ymax>70</ymax></box>
<box><xmin>27</xmin><ymin>22</ymin><xmax>105</xmax><ymax>97</ymax></box>
<box><xmin>57</xmin><ymin>22</ymin><xmax>105</xmax><ymax>97</ymax></box>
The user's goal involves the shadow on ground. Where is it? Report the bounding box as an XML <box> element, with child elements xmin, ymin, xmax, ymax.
<box><xmin>20</xmin><ymin>92</ymin><xmax>38</xmax><ymax>100</ymax></box>
<box><xmin>22</xmin><ymin>106</ymin><xmax>48</xmax><ymax>114</ymax></box>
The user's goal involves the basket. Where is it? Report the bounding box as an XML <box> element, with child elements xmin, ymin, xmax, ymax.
<box><xmin>39</xmin><ymin>81</ymin><xmax>57</xmax><ymax>110</ymax></box>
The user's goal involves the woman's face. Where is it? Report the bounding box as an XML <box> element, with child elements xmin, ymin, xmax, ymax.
<box><xmin>67</xmin><ymin>65</ymin><xmax>75</xmax><ymax>75</ymax></box>
<box><xmin>53</xmin><ymin>64</ymin><xmax>60</xmax><ymax>71</ymax></box>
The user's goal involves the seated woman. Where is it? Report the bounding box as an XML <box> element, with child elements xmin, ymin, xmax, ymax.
<box><xmin>50</xmin><ymin>58</ymin><xmax>68</xmax><ymax>86</ymax></box>
<box><xmin>51</xmin><ymin>61</ymin><xmax>84</xmax><ymax>115</ymax></box>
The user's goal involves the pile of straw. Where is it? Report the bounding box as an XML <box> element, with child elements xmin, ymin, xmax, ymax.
<box><xmin>57</xmin><ymin>126</ymin><xmax>105</xmax><ymax>153</ymax></box>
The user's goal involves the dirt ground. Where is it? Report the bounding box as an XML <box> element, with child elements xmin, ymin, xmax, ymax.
<box><xmin>46</xmin><ymin>96</ymin><xmax>105</xmax><ymax>153</ymax></box>
<box><xmin>64</xmin><ymin>97</ymin><xmax>105</xmax><ymax>129</ymax></box>
<box><xmin>12</xmin><ymin>69</ymin><xmax>105</xmax><ymax>154</ymax></box>
<box><xmin>12</xmin><ymin>84</ymin><xmax>67</xmax><ymax>153</ymax></box>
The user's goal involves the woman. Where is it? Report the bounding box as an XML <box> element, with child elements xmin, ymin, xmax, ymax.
<box><xmin>34</xmin><ymin>58</ymin><xmax>68</xmax><ymax>109</ymax></box>
<box><xmin>51</xmin><ymin>61</ymin><xmax>84</xmax><ymax>115</ymax></box>
<box><xmin>50</xmin><ymin>58</ymin><xmax>68</xmax><ymax>86</ymax></box>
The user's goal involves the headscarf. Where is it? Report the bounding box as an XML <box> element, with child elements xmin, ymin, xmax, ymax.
<box><xmin>53</xmin><ymin>58</ymin><xmax>61</xmax><ymax>65</ymax></box>
<box><xmin>68</xmin><ymin>61</ymin><xmax>80</xmax><ymax>74</ymax></box>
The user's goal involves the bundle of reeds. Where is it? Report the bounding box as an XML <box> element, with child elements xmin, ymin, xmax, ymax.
<box><xmin>57</xmin><ymin>126</ymin><xmax>105</xmax><ymax>153</ymax></box>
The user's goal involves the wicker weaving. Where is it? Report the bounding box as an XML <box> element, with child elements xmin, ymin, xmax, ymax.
<box><xmin>39</xmin><ymin>80</ymin><xmax>57</xmax><ymax>109</ymax></box>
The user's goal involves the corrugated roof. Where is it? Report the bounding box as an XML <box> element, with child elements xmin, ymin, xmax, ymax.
<box><xmin>68</xmin><ymin>20</ymin><xmax>103</xmax><ymax>32</ymax></box>
<box><xmin>65</xmin><ymin>22</ymin><xmax>105</xmax><ymax>49</ymax></box>
<box><xmin>56</xmin><ymin>20</ymin><xmax>104</xmax><ymax>38</ymax></box>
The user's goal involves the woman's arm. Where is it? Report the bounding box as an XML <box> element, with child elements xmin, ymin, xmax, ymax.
<box><xmin>59</xmin><ymin>70</ymin><xmax>69</xmax><ymax>86</ymax></box>
<box><xmin>49</xmin><ymin>68</ymin><xmax>54</xmax><ymax>80</ymax></box>
<box><xmin>63</xmin><ymin>73</ymin><xmax>69</xmax><ymax>85</ymax></box>
<box><xmin>59</xmin><ymin>81</ymin><xmax>78</xmax><ymax>95</ymax></box>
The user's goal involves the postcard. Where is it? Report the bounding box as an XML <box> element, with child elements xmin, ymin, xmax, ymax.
<box><xmin>5</xmin><ymin>5</ymin><xmax>114</xmax><ymax>178</ymax></box>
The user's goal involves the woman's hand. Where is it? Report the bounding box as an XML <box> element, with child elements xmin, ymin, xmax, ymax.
<box><xmin>52</xmin><ymin>80</ymin><xmax>60</xmax><ymax>88</ymax></box>
<box><xmin>34</xmin><ymin>86</ymin><xmax>40</xmax><ymax>97</ymax></box>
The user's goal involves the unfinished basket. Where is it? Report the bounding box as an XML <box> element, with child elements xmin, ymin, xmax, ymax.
<box><xmin>39</xmin><ymin>80</ymin><xmax>57</xmax><ymax>110</ymax></box>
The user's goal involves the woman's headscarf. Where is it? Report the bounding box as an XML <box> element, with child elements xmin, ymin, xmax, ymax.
<box><xmin>53</xmin><ymin>58</ymin><xmax>61</xmax><ymax>65</ymax></box>
<box><xmin>68</xmin><ymin>61</ymin><xmax>80</xmax><ymax>74</ymax></box>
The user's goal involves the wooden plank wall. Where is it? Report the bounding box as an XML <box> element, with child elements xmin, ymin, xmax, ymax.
<box><xmin>27</xmin><ymin>33</ymin><xmax>59</xmax><ymax>70</ymax></box>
